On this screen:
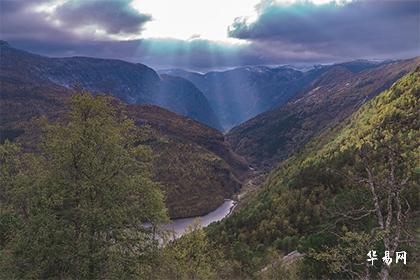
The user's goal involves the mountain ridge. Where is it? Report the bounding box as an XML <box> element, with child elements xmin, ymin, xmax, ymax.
<box><xmin>0</xmin><ymin>43</ymin><xmax>247</xmax><ymax>218</ymax></box>
<box><xmin>160</xmin><ymin>59</ymin><xmax>394</xmax><ymax>130</ymax></box>
<box><xmin>226</xmin><ymin>57</ymin><xmax>420</xmax><ymax>170</ymax></box>
<box><xmin>0</xmin><ymin>41</ymin><xmax>222</xmax><ymax>130</ymax></box>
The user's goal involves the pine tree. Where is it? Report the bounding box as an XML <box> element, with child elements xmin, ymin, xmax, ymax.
<box><xmin>1</xmin><ymin>92</ymin><xmax>167</xmax><ymax>279</ymax></box>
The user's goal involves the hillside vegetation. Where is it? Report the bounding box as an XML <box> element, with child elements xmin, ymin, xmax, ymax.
<box><xmin>0</xmin><ymin>93</ymin><xmax>233</xmax><ymax>279</ymax></box>
<box><xmin>209</xmin><ymin>70</ymin><xmax>420</xmax><ymax>279</ymax></box>
<box><xmin>227</xmin><ymin>58</ymin><xmax>419</xmax><ymax>170</ymax></box>
<box><xmin>127</xmin><ymin>104</ymin><xmax>246</xmax><ymax>218</ymax></box>
<box><xmin>0</xmin><ymin>86</ymin><xmax>246</xmax><ymax>219</ymax></box>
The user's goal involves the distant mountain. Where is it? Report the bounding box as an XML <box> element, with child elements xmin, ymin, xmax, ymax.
<box><xmin>226</xmin><ymin>57</ymin><xmax>419</xmax><ymax>170</ymax></box>
<box><xmin>160</xmin><ymin>61</ymin><xmax>389</xmax><ymax>130</ymax></box>
<box><xmin>337</xmin><ymin>59</ymin><xmax>391</xmax><ymax>73</ymax></box>
<box><xmin>0</xmin><ymin>41</ymin><xmax>247</xmax><ymax>219</ymax></box>
<box><xmin>157</xmin><ymin>74</ymin><xmax>221</xmax><ymax>131</ymax></box>
<box><xmin>0</xmin><ymin>41</ymin><xmax>221</xmax><ymax>130</ymax></box>
<box><xmin>160</xmin><ymin>66</ymin><xmax>313</xmax><ymax>129</ymax></box>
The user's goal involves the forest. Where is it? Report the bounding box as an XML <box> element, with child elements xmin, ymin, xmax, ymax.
<box><xmin>1</xmin><ymin>70</ymin><xmax>419</xmax><ymax>279</ymax></box>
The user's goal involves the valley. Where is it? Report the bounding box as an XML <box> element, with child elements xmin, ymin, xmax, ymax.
<box><xmin>208</xmin><ymin>70</ymin><xmax>420</xmax><ymax>278</ymax></box>
<box><xmin>1</xmin><ymin>42</ymin><xmax>419</xmax><ymax>279</ymax></box>
<box><xmin>2</xmin><ymin>1</ymin><xmax>419</xmax><ymax>279</ymax></box>
<box><xmin>1</xmin><ymin>42</ymin><xmax>418</xmax><ymax>220</ymax></box>
<box><xmin>226</xmin><ymin>58</ymin><xmax>419</xmax><ymax>170</ymax></box>
<box><xmin>0</xmin><ymin>42</ymin><xmax>247</xmax><ymax>219</ymax></box>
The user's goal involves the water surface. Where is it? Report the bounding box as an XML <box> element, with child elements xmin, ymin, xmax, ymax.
<box><xmin>164</xmin><ymin>199</ymin><xmax>235</xmax><ymax>238</ymax></box>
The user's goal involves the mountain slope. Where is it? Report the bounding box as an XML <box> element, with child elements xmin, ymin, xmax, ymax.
<box><xmin>126</xmin><ymin>104</ymin><xmax>246</xmax><ymax>218</ymax></box>
<box><xmin>227</xmin><ymin>57</ymin><xmax>419</xmax><ymax>170</ymax></box>
<box><xmin>162</xmin><ymin>66</ymin><xmax>326</xmax><ymax>130</ymax></box>
<box><xmin>0</xmin><ymin>41</ymin><xmax>221</xmax><ymax>130</ymax></box>
<box><xmin>1</xmin><ymin>96</ymin><xmax>246</xmax><ymax>219</ymax></box>
<box><xmin>157</xmin><ymin>75</ymin><xmax>221</xmax><ymax>130</ymax></box>
<box><xmin>127</xmin><ymin>104</ymin><xmax>248</xmax><ymax>181</ymax></box>
<box><xmin>162</xmin><ymin>60</ymin><xmax>387</xmax><ymax>130</ymax></box>
<box><xmin>209</xmin><ymin>70</ymin><xmax>420</xmax><ymax>278</ymax></box>
<box><xmin>0</xmin><ymin>60</ymin><xmax>247</xmax><ymax>218</ymax></box>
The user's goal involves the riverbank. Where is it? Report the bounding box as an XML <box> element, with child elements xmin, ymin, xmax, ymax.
<box><xmin>165</xmin><ymin>199</ymin><xmax>237</xmax><ymax>239</ymax></box>
<box><xmin>163</xmin><ymin>166</ymin><xmax>265</xmax><ymax>239</ymax></box>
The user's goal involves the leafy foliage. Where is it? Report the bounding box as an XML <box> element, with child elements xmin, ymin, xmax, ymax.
<box><xmin>0</xmin><ymin>92</ymin><xmax>167</xmax><ymax>279</ymax></box>
<box><xmin>127</xmin><ymin>104</ymin><xmax>245</xmax><ymax>218</ymax></box>
<box><xmin>157</xmin><ymin>220</ymin><xmax>227</xmax><ymax>279</ymax></box>
<box><xmin>209</xmin><ymin>70</ymin><xmax>420</xmax><ymax>278</ymax></box>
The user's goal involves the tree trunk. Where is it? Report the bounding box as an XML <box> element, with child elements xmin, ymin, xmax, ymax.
<box><xmin>380</xmin><ymin>265</ymin><xmax>389</xmax><ymax>280</ymax></box>
<box><xmin>89</xmin><ymin>226</ymin><xmax>95</xmax><ymax>279</ymax></box>
<box><xmin>362</xmin><ymin>263</ymin><xmax>370</xmax><ymax>280</ymax></box>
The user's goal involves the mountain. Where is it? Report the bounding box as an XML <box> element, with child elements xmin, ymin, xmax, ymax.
<box><xmin>209</xmin><ymin>70</ymin><xmax>420</xmax><ymax>278</ymax></box>
<box><xmin>160</xmin><ymin>66</ymin><xmax>319</xmax><ymax>130</ymax></box>
<box><xmin>160</xmin><ymin>60</ymin><xmax>388</xmax><ymax>130</ymax></box>
<box><xmin>127</xmin><ymin>104</ymin><xmax>248</xmax><ymax>218</ymax></box>
<box><xmin>0</xmin><ymin>43</ymin><xmax>247</xmax><ymax>219</ymax></box>
<box><xmin>0</xmin><ymin>89</ymin><xmax>247</xmax><ymax>218</ymax></box>
<box><xmin>156</xmin><ymin>74</ymin><xmax>221</xmax><ymax>131</ymax></box>
<box><xmin>0</xmin><ymin>41</ymin><xmax>221</xmax><ymax>130</ymax></box>
<box><xmin>226</xmin><ymin>57</ymin><xmax>420</xmax><ymax>170</ymax></box>
<box><xmin>337</xmin><ymin>59</ymin><xmax>390</xmax><ymax>73</ymax></box>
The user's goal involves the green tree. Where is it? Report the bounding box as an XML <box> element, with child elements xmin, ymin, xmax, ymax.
<box><xmin>310</xmin><ymin>72</ymin><xmax>420</xmax><ymax>279</ymax></box>
<box><xmin>1</xmin><ymin>92</ymin><xmax>167</xmax><ymax>279</ymax></box>
<box><xmin>158</xmin><ymin>220</ymin><xmax>224</xmax><ymax>280</ymax></box>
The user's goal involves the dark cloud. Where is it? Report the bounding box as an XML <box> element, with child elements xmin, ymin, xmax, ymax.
<box><xmin>55</xmin><ymin>0</ymin><xmax>152</xmax><ymax>34</ymax></box>
<box><xmin>0</xmin><ymin>0</ymin><xmax>286</xmax><ymax>71</ymax></box>
<box><xmin>0</xmin><ymin>0</ymin><xmax>419</xmax><ymax>70</ymax></box>
<box><xmin>0</xmin><ymin>0</ymin><xmax>53</xmax><ymax>13</ymax></box>
<box><xmin>0</xmin><ymin>0</ymin><xmax>151</xmax><ymax>39</ymax></box>
<box><xmin>2</xmin><ymin>37</ymin><xmax>261</xmax><ymax>70</ymax></box>
<box><xmin>0</xmin><ymin>0</ymin><xmax>76</xmax><ymax>42</ymax></box>
<box><xmin>229</xmin><ymin>0</ymin><xmax>420</xmax><ymax>59</ymax></box>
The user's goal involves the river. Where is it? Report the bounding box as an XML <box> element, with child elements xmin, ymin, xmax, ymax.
<box><xmin>163</xmin><ymin>199</ymin><xmax>236</xmax><ymax>239</ymax></box>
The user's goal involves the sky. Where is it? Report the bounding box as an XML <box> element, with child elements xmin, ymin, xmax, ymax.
<box><xmin>0</xmin><ymin>0</ymin><xmax>419</xmax><ymax>70</ymax></box>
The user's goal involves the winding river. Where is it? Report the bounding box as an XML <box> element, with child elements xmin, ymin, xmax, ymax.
<box><xmin>164</xmin><ymin>199</ymin><xmax>236</xmax><ymax>239</ymax></box>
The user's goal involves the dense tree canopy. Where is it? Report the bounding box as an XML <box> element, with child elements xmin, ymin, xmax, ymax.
<box><xmin>208</xmin><ymin>71</ymin><xmax>420</xmax><ymax>279</ymax></box>
<box><xmin>0</xmin><ymin>92</ymin><xmax>167</xmax><ymax>279</ymax></box>
<box><xmin>1</xmin><ymin>71</ymin><xmax>418</xmax><ymax>279</ymax></box>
